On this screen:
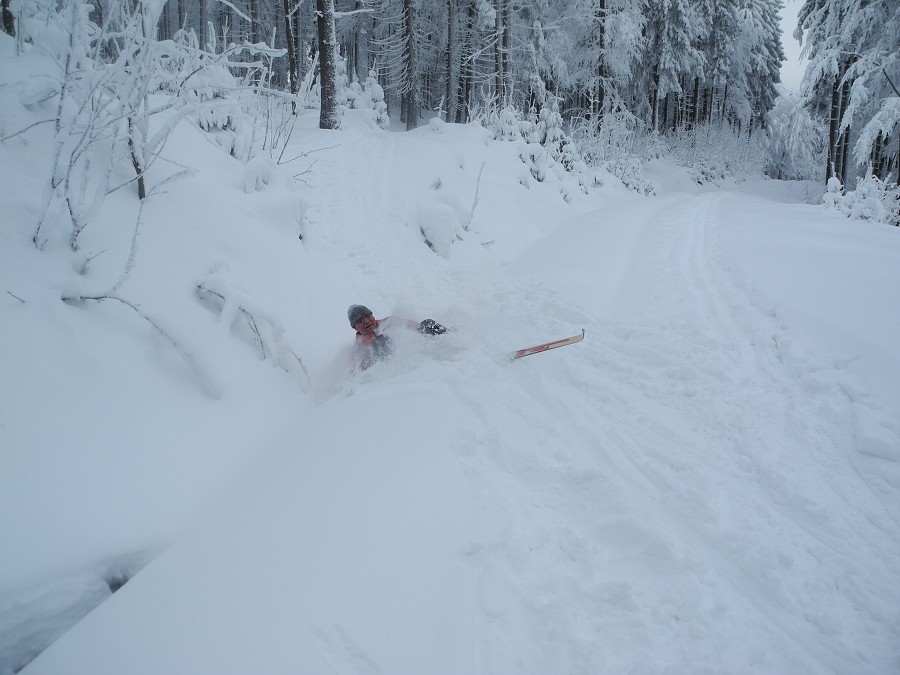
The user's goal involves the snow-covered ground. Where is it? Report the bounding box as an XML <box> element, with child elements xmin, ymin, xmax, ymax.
<box><xmin>2</xmin><ymin>35</ymin><xmax>899</xmax><ymax>674</ymax></box>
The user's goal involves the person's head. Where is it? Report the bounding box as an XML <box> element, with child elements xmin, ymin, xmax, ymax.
<box><xmin>348</xmin><ymin>304</ymin><xmax>376</xmax><ymax>335</ymax></box>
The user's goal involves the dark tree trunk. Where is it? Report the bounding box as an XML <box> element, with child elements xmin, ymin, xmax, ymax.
<box><xmin>871</xmin><ymin>131</ymin><xmax>886</xmax><ymax>179</ymax></box>
<box><xmin>128</xmin><ymin>117</ymin><xmax>147</xmax><ymax>200</ymax></box>
<box><xmin>493</xmin><ymin>0</ymin><xmax>509</xmax><ymax>102</ymax></box>
<box><xmin>720</xmin><ymin>84</ymin><xmax>728</xmax><ymax>124</ymax></box>
<box><xmin>826</xmin><ymin>70</ymin><xmax>842</xmax><ymax>184</ymax></box>
<box><xmin>837</xmin><ymin>75</ymin><xmax>852</xmax><ymax>184</ymax></box>
<box><xmin>501</xmin><ymin>0</ymin><xmax>510</xmax><ymax>102</ymax></box>
<box><xmin>249</xmin><ymin>0</ymin><xmax>261</xmax><ymax>44</ymax></box>
<box><xmin>402</xmin><ymin>0</ymin><xmax>418</xmax><ymax>130</ymax></box>
<box><xmin>690</xmin><ymin>77</ymin><xmax>700</xmax><ymax>129</ymax></box>
<box><xmin>158</xmin><ymin>0</ymin><xmax>173</xmax><ymax>40</ymax></box>
<box><xmin>446</xmin><ymin>0</ymin><xmax>458</xmax><ymax>122</ymax></box>
<box><xmin>316</xmin><ymin>0</ymin><xmax>339</xmax><ymax>129</ymax></box>
<box><xmin>595</xmin><ymin>0</ymin><xmax>606</xmax><ymax>121</ymax></box>
<box><xmin>283</xmin><ymin>0</ymin><xmax>300</xmax><ymax>106</ymax></box>
<box><xmin>199</xmin><ymin>0</ymin><xmax>207</xmax><ymax>49</ymax></box>
<box><xmin>1</xmin><ymin>0</ymin><xmax>14</xmax><ymax>37</ymax></box>
<box><xmin>457</xmin><ymin>0</ymin><xmax>476</xmax><ymax>123</ymax></box>
<box><xmin>292</xmin><ymin>1</ymin><xmax>303</xmax><ymax>82</ymax></box>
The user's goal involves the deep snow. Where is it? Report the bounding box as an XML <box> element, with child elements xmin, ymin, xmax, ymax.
<box><xmin>2</xmin><ymin>35</ymin><xmax>899</xmax><ymax>674</ymax></box>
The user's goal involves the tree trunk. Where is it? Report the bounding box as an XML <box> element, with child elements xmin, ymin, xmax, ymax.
<box><xmin>595</xmin><ymin>0</ymin><xmax>606</xmax><ymax>122</ymax></box>
<box><xmin>826</xmin><ymin>72</ymin><xmax>842</xmax><ymax>184</ymax></box>
<box><xmin>283</xmin><ymin>0</ymin><xmax>300</xmax><ymax>107</ymax></box>
<box><xmin>199</xmin><ymin>0</ymin><xmax>207</xmax><ymax>49</ymax></box>
<box><xmin>446</xmin><ymin>0</ymin><xmax>458</xmax><ymax>122</ymax></box>
<box><xmin>293</xmin><ymin>1</ymin><xmax>303</xmax><ymax>82</ymax></box>
<box><xmin>351</xmin><ymin>1</ymin><xmax>363</xmax><ymax>83</ymax></box>
<box><xmin>1</xmin><ymin>0</ymin><xmax>14</xmax><ymax>37</ymax></box>
<box><xmin>837</xmin><ymin>75</ymin><xmax>852</xmax><ymax>184</ymax></box>
<box><xmin>501</xmin><ymin>0</ymin><xmax>510</xmax><ymax>103</ymax></box>
<box><xmin>128</xmin><ymin>117</ymin><xmax>147</xmax><ymax>200</ymax></box>
<box><xmin>249</xmin><ymin>0</ymin><xmax>261</xmax><ymax>44</ymax></box>
<box><xmin>690</xmin><ymin>77</ymin><xmax>700</xmax><ymax>129</ymax></box>
<box><xmin>157</xmin><ymin>0</ymin><xmax>172</xmax><ymax>40</ymax></box>
<box><xmin>494</xmin><ymin>0</ymin><xmax>509</xmax><ymax>103</ymax></box>
<box><xmin>871</xmin><ymin>131</ymin><xmax>885</xmax><ymax>179</ymax></box>
<box><xmin>457</xmin><ymin>0</ymin><xmax>476</xmax><ymax>123</ymax></box>
<box><xmin>720</xmin><ymin>84</ymin><xmax>728</xmax><ymax>124</ymax></box>
<box><xmin>316</xmin><ymin>0</ymin><xmax>339</xmax><ymax>129</ymax></box>
<box><xmin>402</xmin><ymin>0</ymin><xmax>419</xmax><ymax>130</ymax></box>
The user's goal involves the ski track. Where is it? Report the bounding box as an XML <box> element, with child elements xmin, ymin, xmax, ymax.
<box><xmin>428</xmin><ymin>192</ymin><xmax>900</xmax><ymax>673</ymax></box>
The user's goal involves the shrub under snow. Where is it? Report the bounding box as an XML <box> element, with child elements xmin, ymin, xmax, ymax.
<box><xmin>824</xmin><ymin>174</ymin><xmax>900</xmax><ymax>226</ymax></box>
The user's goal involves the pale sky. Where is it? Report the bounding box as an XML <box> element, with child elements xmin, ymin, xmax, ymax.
<box><xmin>779</xmin><ymin>0</ymin><xmax>806</xmax><ymax>91</ymax></box>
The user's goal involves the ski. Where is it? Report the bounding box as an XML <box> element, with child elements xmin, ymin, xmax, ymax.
<box><xmin>510</xmin><ymin>329</ymin><xmax>585</xmax><ymax>360</ymax></box>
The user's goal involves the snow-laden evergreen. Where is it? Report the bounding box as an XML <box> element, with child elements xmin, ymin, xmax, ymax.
<box><xmin>797</xmin><ymin>0</ymin><xmax>900</xmax><ymax>189</ymax></box>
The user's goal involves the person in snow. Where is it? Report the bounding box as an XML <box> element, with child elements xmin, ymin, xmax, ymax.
<box><xmin>348</xmin><ymin>304</ymin><xmax>446</xmax><ymax>371</ymax></box>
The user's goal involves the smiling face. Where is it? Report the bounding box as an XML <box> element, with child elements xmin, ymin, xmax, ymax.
<box><xmin>354</xmin><ymin>313</ymin><xmax>377</xmax><ymax>336</ymax></box>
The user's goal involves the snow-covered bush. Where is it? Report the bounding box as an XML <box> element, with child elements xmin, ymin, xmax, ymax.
<box><xmin>534</xmin><ymin>100</ymin><xmax>572</xmax><ymax>168</ymax></box>
<box><xmin>195</xmin><ymin>42</ymin><xmax>287</xmax><ymax>161</ymax></box>
<box><xmin>824</xmin><ymin>174</ymin><xmax>900</xmax><ymax>226</ymax></box>
<box><xmin>242</xmin><ymin>156</ymin><xmax>277</xmax><ymax>193</ymax></box>
<box><xmin>167</xmin><ymin>34</ymin><xmax>250</xmax><ymax>158</ymax></box>
<box><xmin>335</xmin><ymin>51</ymin><xmax>351</xmax><ymax>115</ymax></box>
<box><xmin>665</xmin><ymin>123</ymin><xmax>767</xmax><ymax>183</ymax></box>
<box><xmin>474</xmin><ymin>99</ymin><xmax>589</xmax><ymax>196</ymax></box>
<box><xmin>23</xmin><ymin>0</ymin><xmax>189</xmax><ymax>250</ymax></box>
<box><xmin>610</xmin><ymin>154</ymin><xmax>655</xmax><ymax>195</ymax></box>
<box><xmin>155</xmin><ymin>26</ymin><xmax>291</xmax><ymax>162</ymax></box>
<box><xmin>196</xmin><ymin>275</ymin><xmax>309</xmax><ymax>382</ymax></box>
<box><xmin>18</xmin><ymin>0</ymin><xmax>290</xmax><ymax>250</ymax></box>
<box><xmin>417</xmin><ymin>201</ymin><xmax>462</xmax><ymax>257</ymax></box>
<box><xmin>481</xmin><ymin>104</ymin><xmax>525</xmax><ymax>141</ymax></box>
<box><xmin>351</xmin><ymin>70</ymin><xmax>389</xmax><ymax>129</ymax></box>
<box><xmin>765</xmin><ymin>90</ymin><xmax>827</xmax><ymax>181</ymax></box>
<box><xmin>572</xmin><ymin>110</ymin><xmax>657</xmax><ymax>195</ymax></box>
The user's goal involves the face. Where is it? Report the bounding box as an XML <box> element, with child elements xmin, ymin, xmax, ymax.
<box><xmin>354</xmin><ymin>313</ymin><xmax>377</xmax><ymax>335</ymax></box>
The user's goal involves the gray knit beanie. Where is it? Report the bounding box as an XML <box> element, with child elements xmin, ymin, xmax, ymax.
<box><xmin>348</xmin><ymin>304</ymin><xmax>373</xmax><ymax>327</ymax></box>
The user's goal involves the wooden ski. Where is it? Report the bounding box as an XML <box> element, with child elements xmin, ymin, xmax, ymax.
<box><xmin>510</xmin><ymin>329</ymin><xmax>585</xmax><ymax>360</ymax></box>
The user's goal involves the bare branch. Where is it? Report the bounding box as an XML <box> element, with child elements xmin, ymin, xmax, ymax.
<box><xmin>466</xmin><ymin>161</ymin><xmax>486</xmax><ymax>230</ymax></box>
<box><xmin>1</xmin><ymin>119</ymin><xmax>54</xmax><ymax>142</ymax></box>
<box><xmin>883</xmin><ymin>68</ymin><xmax>900</xmax><ymax>98</ymax></box>
<box><xmin>61</xmin><ymin>293</ymin><xmax>222</xmax><ymax>398</ymax></box>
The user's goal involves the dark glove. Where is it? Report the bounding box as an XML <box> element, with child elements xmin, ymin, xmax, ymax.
<box><xmin>417</xmin><ymin>319</ymin><xmax>447</xmax><ymax>336</ymax></box>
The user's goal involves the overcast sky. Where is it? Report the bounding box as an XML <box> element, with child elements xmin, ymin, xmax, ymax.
<box><xmin>779</xmin><ymin>0</ymin><xmax>806</xmax><ymax>91</ymax></box>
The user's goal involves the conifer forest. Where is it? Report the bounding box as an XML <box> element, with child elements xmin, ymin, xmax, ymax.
<box><xmin>2</xmin><ymin>0</ymin><xmax>898</xmax><ymax>216</ymax></box>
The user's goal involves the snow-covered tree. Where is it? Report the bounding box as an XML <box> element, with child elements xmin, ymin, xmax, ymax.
<box><xmin>797</xmin><ymin>0</ymin><xmax>899</xmax><ymax>187</ymax></box>
<box><xmin>738</xmin><ymin>0</ymin><xmax>785</xmax><ymax>129</ymax></box>
<box><xmin>642</xmin><ymin>0</ymin><xmax>707</xmax><ymax>131</ymax></box>
<box><xmin>766</xmin><ymin>88</ymin><xmax>827</xmax><ymax>179</ymax></box>
<box><xmin>366</xmin><ymin>0</ymin><xmax>428</xmax><ymax>128</ymax></box>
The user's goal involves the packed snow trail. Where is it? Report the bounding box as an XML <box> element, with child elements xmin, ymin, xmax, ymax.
<box><xmin>431</xmin><ymin>189</ymin><xmax>898</xmax><ymax>672</ymax></box>
<box><xmin>18</xmin><ymin>120</ymin><xmax>900</xmax><ymax>674</ymax></box>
